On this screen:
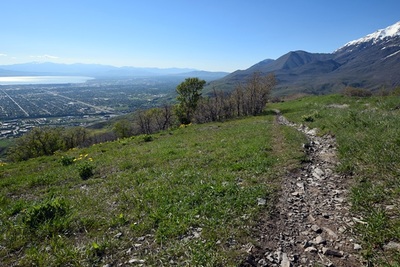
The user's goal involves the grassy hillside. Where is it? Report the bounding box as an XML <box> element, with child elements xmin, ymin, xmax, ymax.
<box><xmin>1</xmin><ymin>94</ymin><xmax>399</xmax><ymax>266</ymax></box>
<box><xmin>0</xmin><ymin>115</ymin><xmax>305</xmax><ymax>266</ymax></box>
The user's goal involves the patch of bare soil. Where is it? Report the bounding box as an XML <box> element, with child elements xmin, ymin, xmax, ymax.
<box><xmin>241</xmin><ymin>112</ymin><xmax>364</xmax><ymax>267</ymax></box>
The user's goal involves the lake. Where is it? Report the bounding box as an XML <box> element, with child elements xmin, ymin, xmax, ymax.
<box><xmin>0</xmin><ymin>76</ymin><xmax>94</xmax><ymax>85</ymax></box>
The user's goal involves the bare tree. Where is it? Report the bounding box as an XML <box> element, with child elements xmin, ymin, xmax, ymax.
<box><xmin>234</xmin><ymin>72</ymin><xmax>276</xmax><ymax>116</ymax></box>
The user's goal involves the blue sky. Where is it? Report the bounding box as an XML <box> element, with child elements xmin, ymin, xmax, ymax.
<box><xmin>0</xmin><ymin>0</ymin><xmax>399</xmax><ymax>72</ymax></box>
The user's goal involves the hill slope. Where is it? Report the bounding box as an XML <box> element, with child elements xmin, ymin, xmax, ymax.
<box><xmin>1</xmin><ymin>94</ymin><xmax>400</xmax><ymax>265</ymax></box>
<box><xmin>0</xmin><ymin>115</ymin><xmax>304</xmax><ymax>266</ymax></box>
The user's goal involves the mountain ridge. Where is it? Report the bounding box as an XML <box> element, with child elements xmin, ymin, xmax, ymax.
<box><xmin>208</xmin><ymin>21</ymin><xmax>400</xmax><ymax>95</ymax></box>
<box><xmin>0</xmin><ymin>62</ymin><xmax>228</xmax><ymax>80</ymax></box>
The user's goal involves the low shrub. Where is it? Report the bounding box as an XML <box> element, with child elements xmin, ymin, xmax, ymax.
<box><xmin>143</xmin><ymin>135</ymin><xmax>153</xmax><ymax>142</ymax></box>
<box><xmin>77</xmin><ymin>161</ymin><xmax>94</xmax><ymax>180</ymax></box>
<box><xmin>301</xmin><ymin>111</ymin><xmax>320</xmax><ymax>122</ymax></box>
<box><xmin>60</xmin><ymin>156</ymin><xmax>75</xmax><ymax>166</ymax></box>
<box><xmin>23</xmin><ymin>197</ymin><xmax>68</xmax><ymax>229</ymax></box>
<box><xmin>342</xmin><ymin>86</ymin><xmax>372</xmax><ymax>97</ymax></box>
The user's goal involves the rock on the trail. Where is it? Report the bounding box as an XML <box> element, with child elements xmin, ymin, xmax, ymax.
<box><xmin>311</xmin><ymin>224</ymin><xmax>322</xmax><ymax>233</ymax></box>
<box><xmin>281</xmin><ymin>253</ymin><xmax>291</xmax><ymax>267</ymax></box>
<box><xmin>305</xmin><ymin>246</ymin><xmax>318</xmax><ymax>253</ymax></box>
<box><xmin>257</xmin><ymin>198</ymin><xmax>266</xmax><ymax>206</ymax></box>
<box><xmin>323</xmin><ymin>227</ymin><xmax>338</xmax><ymax>239</ymax></box>
<box><xmin>322</xmin><ymin>248</ymin><xmax>344</xmax><ymax>257</ymax></box>
<box><xmin>128</xmin><ymin>258</ymin><xmax>146</xmax><ymax>264</ymax></box>
<box><xmin>312</xmin><ymin>167</ymin><xmax>324</xmax><ymax>180</ymax></box>
<box><xmin>383</xmin><ymin>241</ymin><xmax>400</xmax><ymax>251</ymax></box>
<box><xmin>315</xmin><ymin>235</ymin><xmax>326</xmax><ymax>245</ymax></box>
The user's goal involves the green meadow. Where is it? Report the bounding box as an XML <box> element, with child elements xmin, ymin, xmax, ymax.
<box><xmin>1</xmin><ymin>94</ymin><xmax>399</xmax><ymax>266</ymax></box>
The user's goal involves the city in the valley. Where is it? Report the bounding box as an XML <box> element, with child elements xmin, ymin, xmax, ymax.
<box><xmin>0</xmin><ymin>77</ymin><xmax>179</xmax><ymax>139</ymax></box>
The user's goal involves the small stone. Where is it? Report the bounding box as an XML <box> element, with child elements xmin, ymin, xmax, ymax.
<box><xmin>275</xmin><ymin>250</ymin><xmax>282</xmax><ymax>262</ymax></box>
<box><xmin>291</xmin><ymin>191</ymin><xmax>301</xmax><ymax>196</ymax></box>
<box><xmin>315</xmin><ymin>235</ymin><xmax>326</xmax><ymax>245</ymax></box>
<box><xmin>323</xmin><ymin>227</ymin><xmax>338</xmax><ymax>239</ymax></box>
<box><xmin>258</xmin><ymin>259</ymin><xmax>268</xmax><ymax>265</ymax></box>
<box><xmin>300</xmin><ymin>230</ymin><xmax>309</xmax><ymax>236</ymax></box>
<box><xmin>354</xmin><ymin>243</ymin><xmax>362</xmax><ymax>250</ymax></box>
<box><xmin>137</xmin><ymin>236</ymin><xmax>145</xmax><ymax>241</ymax></box>
<box><xmin>307</xmin><ymin>128</ymin><xmax>317</xmax><ymax>136</ymax></box>
<box><xmin>296</xmin><ymin>182</ymin><xmax>305</xmax><ymax>190</ymax></box>
<box><xmin>281</xmin><ymin>253</ymin><xmax>291</xmax><ymax>267</ymax></box>
<box><xmin>386</xmin><ymin>205</ymin><xmax>395</xmax><ymax>210</ymax></box>
<box><xmin>114</xmin><ymin>232</ymin><xmax>123</xmax><ymax>239</ymax></box>
<box><xmin>311</xmin><ymin>224</ymin><xmax>322</xmax><ymax>233</ymax></box>
<box><xmin>312</xmin><ymin>167</ymin><xmax>324</xmax><ymax>179</ymax></box>
<box><xmin>128</xmin><ymin>258</ymin><xmax>146</xmax><ymax>264</ymax></box>
<box><xmin>257</xmin><ymin>198</ymin><xmax>266</xmax><ymax>206</ymax></box>
<box><xmin>266</xmin><ymin>253</ymin><xmax>275</xmax><ymax>262</ymax></box>
<box><xmin>322</xmin><ymin>248</ymin><xmax>344</xmax><ymax>257</ymax></box>
<box><xmin>353</xmin><ymin>217</ymin><xmax>367</xmax><ymax>225</ymax></box>
<box><xmin>305</xmin><ymin>246</ymin><xmax>318</xmax><ymax>253</ymax></box>
<box><xmin>334</xmin><ymin>197</ymin><xmax>344</xmax><ymax>203</ymax></box>
<box><xmin>383</xmin><ymin>241</ymin><xmax>400</xmax><ymax>251</ymax></box>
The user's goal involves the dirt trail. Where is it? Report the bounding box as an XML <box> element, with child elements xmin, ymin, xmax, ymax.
<box><xmin>242</xmin><ymin>112</ymin><xmax>364</xmax><ymax>267</ymax></box>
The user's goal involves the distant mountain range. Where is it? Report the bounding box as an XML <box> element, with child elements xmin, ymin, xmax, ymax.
<box><xmin>0</xmin><ymin>62</ymin><xmax>228</xmax><ymax>81</ymax></box>
<box><xmin>2</xmin><ymin>21</ymin><xmax>399</xmax><ymax>94</ymax></box>
<box><xmin>208</xmin><ymin>21</ymin><xmax>400</xmax><ymax>95</ymax></box>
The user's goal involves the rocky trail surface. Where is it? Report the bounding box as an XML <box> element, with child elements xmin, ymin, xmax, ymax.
<box><xmin>242</xmin><ymin>112</ymin><xmax>364</xmax><ymax>267</ymax></box>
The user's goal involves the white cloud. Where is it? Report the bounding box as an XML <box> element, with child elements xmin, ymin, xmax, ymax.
<box><xmin>0</xmin><ymin>53</ymin><xmax>7</xmax><ymax>57</ymax></box>
<box><xmin>30</xmin><ymin>54</ymin><xmax>60</xmax><ymax>59</ymax></box>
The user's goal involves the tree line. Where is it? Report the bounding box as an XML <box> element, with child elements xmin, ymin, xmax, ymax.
<box><xmin>7</xmin><ymin>72</ymin><xmax>276</xmax><ymax>162</ymax></box>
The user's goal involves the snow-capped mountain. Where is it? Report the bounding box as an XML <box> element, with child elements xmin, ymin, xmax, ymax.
<box><xmin>209</xmin><ymin>21</ymin><xmax>400</xmax><ymax>95</ymax></box>
<box><xmin>338</xmin><ymin>21</ymin><xmax>400</xmax><ymax>49</ymax></box>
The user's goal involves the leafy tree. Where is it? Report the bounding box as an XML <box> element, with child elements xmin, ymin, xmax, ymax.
<box><xmin>8</xmin><ymin>127</ymin><xmax>65</xmax><ymax>161</ymax></box>
<box><xmin>113</xmin><ymin>119</ymin><xmax>133</xmax><ymax>138</ymax></box>
<box><xmin>8</xmin><ymin>126</ymin><xmax>91</xmax><ymax>161</ymax></box>
<box><xmin>175</xmin><ymin>77</ymin><xmax>206</xmax><ymax>124</ymax></box>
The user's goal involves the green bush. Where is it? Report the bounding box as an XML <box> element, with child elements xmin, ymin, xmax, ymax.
<box><xmin>143</xmin><ymin>135</ymin><xmax>153</xmax><ymax>142</ymax></box>
<box><xmin>60</xmin><ymin>156</ymin><xmax>75</xmax><ymax>166</ymax></box>
<box><xmin>301</xmin><ymin>111</ymin><xmax>320</xmax><ymax>122</ymax></box>
<box><xmin>23</xmin><ymin>197</ymin><xmax>68</xmax><ymax>229</ymax></box>
<box><xmin>77</xmin><ymin>161</ymin><xmax>94</xmax><ymax>180</ymax></box>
